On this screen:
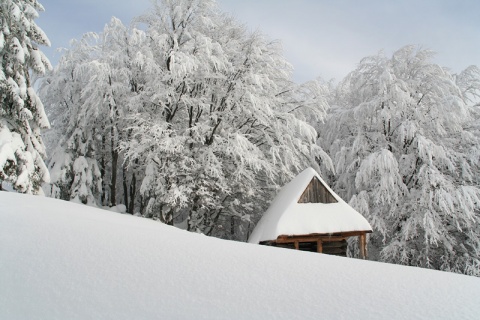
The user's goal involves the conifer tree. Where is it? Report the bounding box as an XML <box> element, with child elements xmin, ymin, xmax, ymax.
<box><xmin>0</xmin><ymin>0</ymin><xmax>51</xmax><ymax>193</ymax></box>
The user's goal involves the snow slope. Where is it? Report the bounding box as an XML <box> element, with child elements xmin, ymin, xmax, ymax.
<box><xmin>1</xmin><ymin>192</ymin><xmax>479</xmax><ymax>319</ymax></box>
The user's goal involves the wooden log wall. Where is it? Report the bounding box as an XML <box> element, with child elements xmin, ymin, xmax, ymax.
<box><xmin>272</xmin><ymin>238</ymin><xmax>347</xmax><ymax>257</ymax></box>
<box><xmin>263</xmin><ymin>232</ymin><xmax>370</xmax><ymax>259</ymax></box>
<box><xmin>298</xmin><ymin>177</ymin><xmax>337</xmax><ymax>204</ymax></box>
<box><xmin>322</xmin><ymin>239</ymin><xmax>347</xmax><ymax>256</ymax></box>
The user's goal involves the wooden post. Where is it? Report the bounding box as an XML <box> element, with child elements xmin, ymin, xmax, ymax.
<box><xmin>359</xmin><ymin>233</ymin><xmax>367</xmax><ymax>259</ymax></box>
<box><xmin>294</xmin><ymin>241</ymin><xmax>299</xmax><ymax>250</ymax></box>
<box><xmin>317</xmin><ymin>239</ymin><xmax>323</xmax><ymax>253</ymax></box>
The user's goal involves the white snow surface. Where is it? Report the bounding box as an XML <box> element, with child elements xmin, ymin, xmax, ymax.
<box><xmin>1</xmin><ymin>192</ymin><xmax>480</xmax><ymax>319</ymax></box>
<box><xmin>249</xmin><ymin>167</ymin><xmax>372</xmax><ymax>244</ymax></box>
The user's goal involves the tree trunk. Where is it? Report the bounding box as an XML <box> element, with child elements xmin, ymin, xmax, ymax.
<box><xmin>100</xmin><ymin>135</ymin><xmax>107</xmax><ymax>205</ymax></box>
<box><xmin>230</xmin><ymin>215</ymin><xmax>235</xmax><ymax>238</ymax></box>
<box><xmin>110</xmin><ymin>126</ymin><xmax>118</xmax><ymax>206</ymax></box>
<box><xmin>139</xmin><ymin>194</ymin><xmax>145</xmax><ymax>216</ymax></box>
<box><xmin>122</xmin><ymin>163</ymin><xmax>128</xmax><ymax>210</ymax></box>
<box><xmin>128</xmin><ymin>172</ymin><xmax>136</xmax><ymax>214</ymax></box>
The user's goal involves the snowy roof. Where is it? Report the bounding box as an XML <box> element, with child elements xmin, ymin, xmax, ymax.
<box><xmin>248</xmin><ymin>167</ymin><xmax>372</xmax><ymax>243</ymax></box>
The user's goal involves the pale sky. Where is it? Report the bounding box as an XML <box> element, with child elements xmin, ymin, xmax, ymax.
<box><xmin>37</xmin><ymin>0</ymin><xmax>480</xmax><ymax>83</ymax></box>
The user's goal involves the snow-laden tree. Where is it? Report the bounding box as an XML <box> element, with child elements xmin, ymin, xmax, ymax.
<box><xmin>40</xmin><ymin>34</ymin><xmax>103</xmax><ymax>204</ymax></box>
<box><xmin>321</xmin><ymin>46</ymin><xmax>480</xmax><ymax>275</ymax></box>
<box><xmin>0</xmin><ymin>0</ymin><xmax>51</xmax><ymax>193</ymax></box>
<box><xmin>455</xmin><ymin>65</ymin><xmax>480</xmax><ymax>188</ymax></box>
<box><xmin>40</xmin><ymin>0</ymin><xmax>330</xmax><ymax>240</ymax></box>
<box><xmin>122</xmin><ymin>0</ymin><xmax>330</xmax><ymax>239</ymax></box>
<box><xmin>456</xmin><ymin>65</ymin><xmax>480</xmax><ymax>107</ymax></box>
<box><xmin>40</xmin><ymin>19</ymin><xmax>147</xmax><ymax>206</ymax></box>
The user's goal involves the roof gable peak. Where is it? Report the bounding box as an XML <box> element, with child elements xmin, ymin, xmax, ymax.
<box><xmin>298</xmin><ymin>176</ymin><xmax>338</xmax><ymax>204</ymax></box>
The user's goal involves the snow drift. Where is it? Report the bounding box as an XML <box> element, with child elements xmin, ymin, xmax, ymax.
<box><xmin>1</xmin><ymin>192</ymin><xmax>479</xmax><ymax>319</ymax></box>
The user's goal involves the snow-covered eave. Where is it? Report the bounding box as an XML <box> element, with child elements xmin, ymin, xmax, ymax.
<box><xmin>250</xmin><ymin>196</ymin><xmax>374</xmax><ymax>243</ymax></box>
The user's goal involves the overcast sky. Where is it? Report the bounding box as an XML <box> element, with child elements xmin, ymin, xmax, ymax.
<box><xmin>37</xmin><ymin>0</ymin><xmax>480</xmax><ymax>83</ymax></box>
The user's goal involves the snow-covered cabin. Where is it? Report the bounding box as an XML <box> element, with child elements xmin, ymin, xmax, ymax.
<box><xmin>248</xmin><ymin>168</ymin><xmax>372</xmax><ymax>258</ymax></box>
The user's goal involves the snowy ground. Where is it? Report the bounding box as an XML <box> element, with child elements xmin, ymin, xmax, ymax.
<box><xmin>1</xmin><ymin>192</ymin><xmax>480</xmax><ymax>319</ymax></box>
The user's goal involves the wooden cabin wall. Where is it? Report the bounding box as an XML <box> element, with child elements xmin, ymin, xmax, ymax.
<box><xmin>265</xmin><ymin>238</ymin><xmax>348</xmax><ymax>257</ymax></box>
<box><xmin>298</xmin><ymin>177</ymin><xmax>337</xmax><ymax>204</ymax></box>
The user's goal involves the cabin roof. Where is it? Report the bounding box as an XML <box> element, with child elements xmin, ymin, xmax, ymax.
<box><xmin>248</xmin><ymin>167</ymin><xmax>372</xmax><ymax>244</ymax></box>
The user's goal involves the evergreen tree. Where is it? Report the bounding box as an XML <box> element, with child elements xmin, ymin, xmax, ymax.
<box><xmin>0</xmin><ymin>0</ymin><xmax>51</xmax><ymax>193</ymax></box>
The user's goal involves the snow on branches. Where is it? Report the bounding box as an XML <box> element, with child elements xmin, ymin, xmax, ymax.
<box><xmin>40</xmin><ymin>0</ymin><xmax>329</xmax><ymax>240</ymax></box>
<box><xmin>122</xmin><ymin>0</ymin><xmax>329</xmax><ymax>238</ymax></box>
<box><xmin>0</xmin><ymin>0</ymin><xmax>51</xmax><ymax>193</ymax></box>
<box><xmin>321</xmin><ymin>46</ymin><xmax>480</xmax><ymax>275</ymax></box>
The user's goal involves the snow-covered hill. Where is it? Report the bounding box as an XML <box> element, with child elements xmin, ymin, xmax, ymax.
<box><xmin>1</xmin><ymin>192</ymin><xmax>479</xmax><ymax>319</ymax></box>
